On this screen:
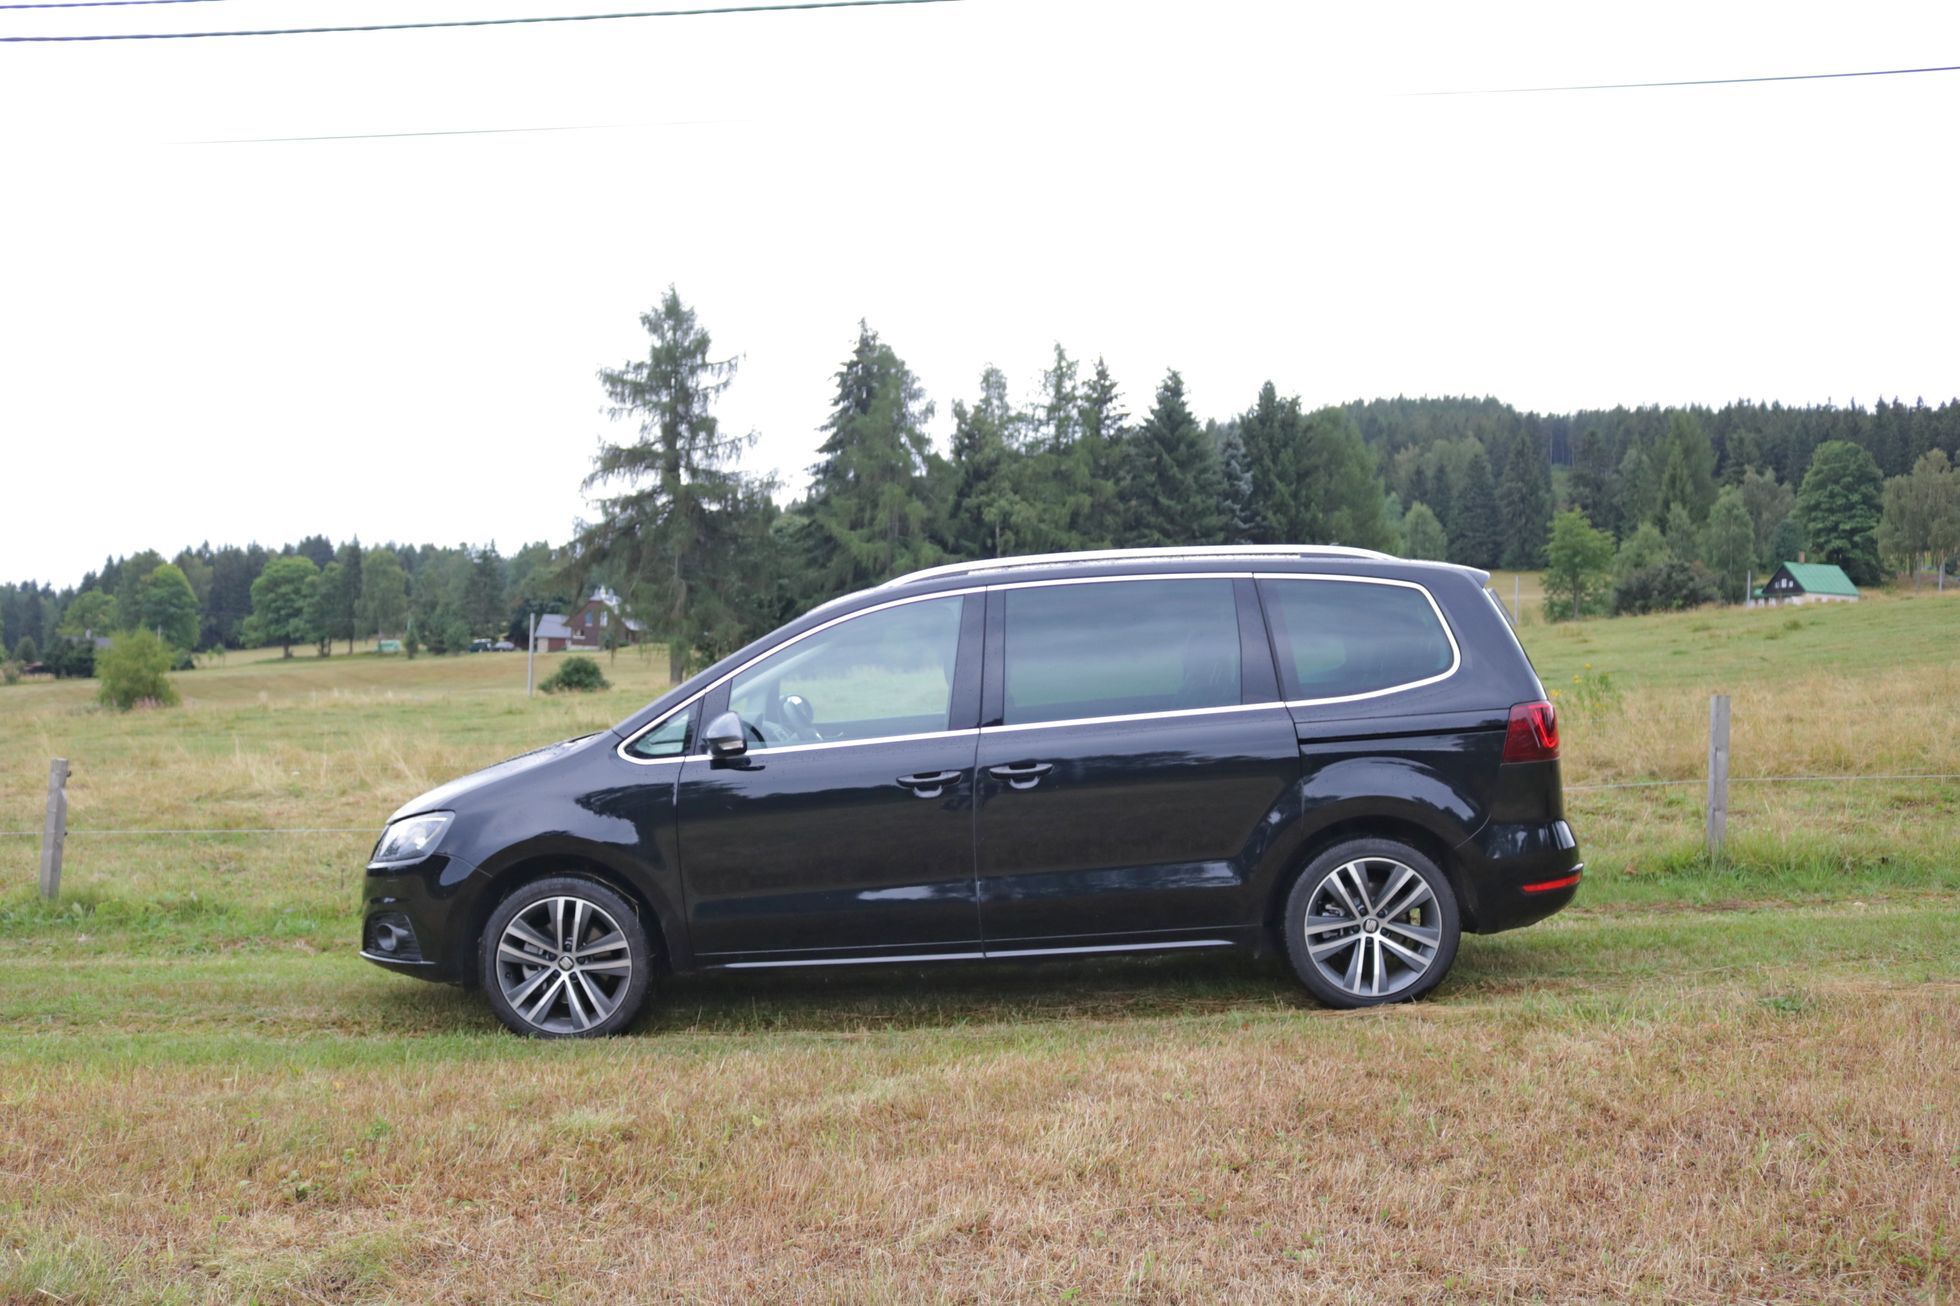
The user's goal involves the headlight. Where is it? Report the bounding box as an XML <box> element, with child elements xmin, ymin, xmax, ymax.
<box><xmin>371</xmin><ymin>812</ymin><xmax>453</xmax><ymax>866</ymax></box>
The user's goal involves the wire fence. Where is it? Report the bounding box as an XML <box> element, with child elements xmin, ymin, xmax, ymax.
<box><xmin>0</xmin><ymin>827</ymin><xmax>371</xmax><ymax>837</ymax></box>
<box><xmin>1568</xmin><ymin>772</ymin><xmax>1960</xmax><ymax>793</ymax></box>
<box><xmin>4</xmin><ymin>773</ymin><xmax>1956</xmax><ymax>834</ymax></box>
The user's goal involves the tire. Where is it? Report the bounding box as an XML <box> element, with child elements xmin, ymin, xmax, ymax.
<box><xmin>1283</xmin><ymin>838</ymin><xmax>1461</xmax><ymax>1009</ymax></box>
<box><xmin>480</xmin><ymin>876</ymin><xmax>652</xmax><ymax>1038</ymax></box>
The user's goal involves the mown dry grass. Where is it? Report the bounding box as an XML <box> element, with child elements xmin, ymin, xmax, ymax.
<box><xmin>0</xmin><ymin>594</ymin><xmax>1956</xmax><ymax>1302</ymax></box>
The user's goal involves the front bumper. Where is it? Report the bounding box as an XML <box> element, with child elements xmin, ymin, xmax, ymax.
<box><xmin>1453</xmin><ymin>818</ymin><xmax>1583</xmax><ymax>933</ymax></box>
<box><xmin>360</xmin><ymin>852</ymin><xmax>480</xmax><ymax>982</ymax></box>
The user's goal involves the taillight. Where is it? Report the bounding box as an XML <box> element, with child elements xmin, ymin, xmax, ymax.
<box><xmin>1502</xmin><ymin>700</ymin><xmax>1559</xmax><ymax>763</ymax></box>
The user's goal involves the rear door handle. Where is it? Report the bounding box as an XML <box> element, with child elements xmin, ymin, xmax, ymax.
<box><xmin>987</xmin><ymin>761</ymin><xmax>1054</xmax><ymax>791</ymax></box>
<box><xmin>896</xmin><ymin>770</ymin><xmax>963</xmax><ymax>798</ymax></box>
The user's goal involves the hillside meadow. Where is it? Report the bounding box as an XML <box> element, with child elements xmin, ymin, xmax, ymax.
<box><xmin>0</xmin><ymin>592</ymin><xmax>1955</xmax><ymax>1302</ymax></box>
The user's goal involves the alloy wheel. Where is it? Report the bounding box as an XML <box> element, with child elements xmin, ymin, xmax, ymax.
<box><xmin>1299</xmin><ymin>856</ymin><xmax>1442</xmax><ymax>999</ymax></box>
<box><xmin>492</xmin><ymin>894</ymin><xmax>635</xmax><ymax>1034</ymax></box>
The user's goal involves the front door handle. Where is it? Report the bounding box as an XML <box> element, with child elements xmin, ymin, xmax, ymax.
<box><xmin>896</xmin><ymin>770</ymin><xmax>963</xmax><ymax>798</ymax></box>
<box><xmin>987</xmin><ymin>761</ymin><xmax>1054</xmax><ymax>791</ymax></box>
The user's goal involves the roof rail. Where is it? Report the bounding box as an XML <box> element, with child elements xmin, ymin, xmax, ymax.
<box><xmin>880</xmin><ymin>544</ymin><xmax>1397</xmax><ymax>589</ymax></box>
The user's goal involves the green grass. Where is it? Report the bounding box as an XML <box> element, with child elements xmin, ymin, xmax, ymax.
<box><xmin>0</xmin><ymin>597</ymin><xmax>1956</xmax><ymax>1301</ymax></box>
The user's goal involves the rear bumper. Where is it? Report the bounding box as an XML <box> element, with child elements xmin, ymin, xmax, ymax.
<box><xmin>1453</xmin><ymin>818</ymin><xmax>1583</xmax><ymax>933</ymax></box>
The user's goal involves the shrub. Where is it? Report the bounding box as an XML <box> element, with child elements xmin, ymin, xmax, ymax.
<box><xmin>12</xmin><ymin>635</ymin><xmax>37</xmax><ymax>665</ymax></box>
<box><xmin>539</xmin><ymin>655</ymin><xmax>611</xmax><ymax>694</ymax></box>
<box><xmin>96</xmin><ymin>630</ymin><xmax>180</xmax><ymax>710</ymax></box>
<box><xmin>1</xmin><ymin>661</ymin><xmax>19</xmax><ymax>686</ymax></box>
<box><xmin>1612</xmin><ymin>560</ymin><xmax>1722</xmax><ymax>616</ymax></box>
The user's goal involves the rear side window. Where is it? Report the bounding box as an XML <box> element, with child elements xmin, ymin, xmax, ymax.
<box><xmin>1002</xmin><ymin>579</ymin><xmax>1241</xmax><ymax>725</ymax></box>
<box><xmin>1259</xmin><ymin>578</ymin><xmax>1455</xmax><ymax>702</ymax></box>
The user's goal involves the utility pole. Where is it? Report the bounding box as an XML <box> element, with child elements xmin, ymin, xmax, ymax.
<box><xmin>526</xmin><ymin>611</ymin><xmax>538</xmax><ymax>697</ymax></box>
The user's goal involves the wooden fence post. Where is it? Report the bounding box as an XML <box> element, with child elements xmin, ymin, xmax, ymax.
<box><xmin>39</xmin><ymin>758</ymin><xmax>68</xmax><ymax>900</ymax></box>
<box><xmin>1705</xmin><ymin>695</ymin><xmax>1730</xmax><ymax>858</ymax></box>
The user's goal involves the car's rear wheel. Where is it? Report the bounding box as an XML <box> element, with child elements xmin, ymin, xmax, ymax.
<box><xmin>480</xmin><ymin>876</ymin><xmax>651</xmax><ymax>1038</ymax></box>
<box><xmin>1283</xmin><ymin>838</ymin><xmax>1460</xmax><ymax>1009</ymax></box>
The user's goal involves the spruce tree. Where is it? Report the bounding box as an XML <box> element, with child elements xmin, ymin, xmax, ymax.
<box><xmin>1618</xmin><ymin>443</ymin><xmax>1660</xmax><ymax>527</ymax></box>
<box><xmin>803</xmin><ymin>322</ymin><xmax>942</xmax><ymax>595</ymax></box>
<box><xmin>1119</xmin><ymin>370</ymin><xmax>1224</xmax><ymax>547</ymax></box>
<box><xmin>1449</xmin><ymin>444</ymin><xmax>1502</xmax><ymax>568</ymax></box>
<box><xmin>1239</xmin><ymin>382</ymin><xmax>1302</xmax><ymax>543</ymax></box>
<box><xmin>945</xmin><ymin>366</ymin><xmax>1032</xmax><ymax>558</ymax></box>
<box><xmin>1657</xmin><ymin>410</ymin><xmax>1719</xmax><ymax>523</ymax></box>
<box><xmin>1076</xmin><ymin>357</ymin><xmax>1127</xmax><ymax>547</ymax></box>
<box><xmin>1568</xmin><ymin>428</ymin><xmax>1619</xmax><ymax>535</ymax></box>
<box><xmin>1495</xmin><ymin>428</ymin><xmax>1552</xmax><ymax>569</ymax></box>
<box><xmin>333</xmin><ymin>540</ymin><xmax>364</xmax><ymax>654</ymax></box>
<box><xmin>578</xmin><ymin>287</ymin><xmax>775</xmax><ymax>680</ymax></box>
<box><xmin>1299</xmin><ymin>407</ymin><xmax>1396</xmax><ymax>551</ymax></box>
<box><xmin>1215</xmin><ymin>420</ymin><xmax>1257</xmax><ymax>544</ymax></box>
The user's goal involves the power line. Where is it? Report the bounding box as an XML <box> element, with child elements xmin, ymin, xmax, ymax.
<box><xmin>1</xmin><ymin>0</ymin><xmax>954</xmax><ymax>39</ymax></box>
<box><xmin>1414</xmin><ymin>63</ymin><xmax>1960</xmax><ymax>96</ymax></box>
<box><xmin>0</xmin><ymin>1</ymin><xmax>235</xmax><ymax>10</ymax></box>
<box><xmin>188</xmin><ymin>115</ymin><xmax>742</xmax><ymax>142</ymax></box>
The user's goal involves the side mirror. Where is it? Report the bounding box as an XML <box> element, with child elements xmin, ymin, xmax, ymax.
<box><xmin>703</xmin><ymin>710</ymin><xmax>748</xmax><ymax>758</ymax></box>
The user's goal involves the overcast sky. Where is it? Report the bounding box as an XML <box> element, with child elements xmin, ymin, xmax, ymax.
<box><xmin>3</xmin><ymin>0</ymin><xmax>1956</xmax><ymax>588</ymax></box>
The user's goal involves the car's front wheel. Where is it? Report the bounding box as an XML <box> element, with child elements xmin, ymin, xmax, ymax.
<box><xmin>480</xmin><ymin>876</ymin><xmax>651</xmax><ymax>1037</ymax></box>
<box><xmin>1283</xmin><ymin>838</ymin><xmax>1461</xmax><ymax>1009</ymax></box>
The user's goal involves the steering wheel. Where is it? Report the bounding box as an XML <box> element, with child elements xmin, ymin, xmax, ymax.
<box><xmin>781</xmin><ymin>693</ymin><xmax>820</xmax><ymax>741</ymax></box>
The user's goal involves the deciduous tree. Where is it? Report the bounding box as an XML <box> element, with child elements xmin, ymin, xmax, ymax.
<box><xmin>246</xmin><ymin>555</ymin><xmax>319</xmax><ymax>658</ymax></box>
<box><xmin>1401</xmin><ymin>501</ymin><xmax>1447</xmax><ymax>560</ymax></box>
<box><xmin>1796</xmin><ymin>440</ymin><xmax>1885</xmax><ymax>585</ymax></box>
<box><xmin>134</xmin><ymin>562</ymin><xmax>200</xmax><ymax>650</ymax></box>
<box><xmin>1543</xmin><ymin>509</ymin><xmax>1616</xmax><ymax>620</ymax></box>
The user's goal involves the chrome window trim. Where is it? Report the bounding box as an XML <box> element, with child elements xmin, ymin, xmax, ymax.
<box><xmin>613</xmin><ymin>586</ymin><xmax>982</xmax><ymax>767</ymax></box>
<box><xmin>671</xmin><ymin>727</ymin><xmax>981</xmax><ymax>763</ymax></box>
<box><xmin>982</xmin><ymin>700</ymin><xmax>1286</xmax><ymax>735</ymax></box>
<box><xmin>1254</xmin><ymin>572</ymin><xmax>1463</xmax><ymax>707</ymax></box>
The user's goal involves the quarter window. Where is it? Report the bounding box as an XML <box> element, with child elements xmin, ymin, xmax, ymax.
<box><xmin>1001</xmin><ymin>579</ymin><xmax>1242</xmax><ymax>725</ymax></box>
<box><xmin>728</xmin><ymin>595</ymin><xmax>965</xmax><ymax>746</ymax></box>
<box><xmin>626</xmin><ymin>706</ymin><xmax>693</xmax><ymax>759</ymax></box>
<box><xmin>1259</xmin><ymin>578</ymin><xmax>1454</xmax><ymax>702</ymax></box>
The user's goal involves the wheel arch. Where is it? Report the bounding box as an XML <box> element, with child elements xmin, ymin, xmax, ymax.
<box><xmin>461</xmin><ymin>851</ymin><xmax>685</xmax><ymax>986</ymax></box>
<box><xmin>1262</xmin><ymin>814</ymin><xmax>1479</xmax><ymax>952</ymax></box>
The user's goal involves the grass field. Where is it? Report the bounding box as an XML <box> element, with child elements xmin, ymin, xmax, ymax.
<box><xmin>2</xmin><ymin>595</ymin><xmax>1957</xmax><ymax>1302</ymax></box>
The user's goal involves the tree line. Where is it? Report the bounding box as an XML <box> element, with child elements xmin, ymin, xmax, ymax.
<box><xmin>0</xmin><ymin>536</ymin><xmax>571</xmax><ymax>678</ymax></box>
<box><xmin>6</xmin><ymin>288</ymin><xmax>1958</xmax><ymax>679</ymax></box>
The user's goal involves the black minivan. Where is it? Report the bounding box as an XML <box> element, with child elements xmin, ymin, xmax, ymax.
<box><xmin>362</xmin><ymin>546</ymin><xmax>1580</xmax><ymax>1037</ymax></box>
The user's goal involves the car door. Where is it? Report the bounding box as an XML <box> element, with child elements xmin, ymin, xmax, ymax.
<box><xmin>675</xmin><ymin>591</ymin><xmax>985</xmax><ymax>964</ymax></box>
<box><xmin>973</xmin><ymin>575</ymin><xmax>1300</xmax><ymax>951</ymax></box>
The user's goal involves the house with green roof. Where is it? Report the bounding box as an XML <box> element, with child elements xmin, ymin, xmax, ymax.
<box><xmin>1750</xmin><ymin>561</ymin><xmax>1860</xmax><ymax>606</ymax></box>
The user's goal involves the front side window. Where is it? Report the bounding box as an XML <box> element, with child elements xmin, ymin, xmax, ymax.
<box><xmin>728</xmin><ymin>595</ymin><xmax>964</xmax><ymax>746</ymax></box>
<box><xmin>1260</xmin><ymin>578</ymin><xmax>1454</xmax><ymax>702</ymax></box>
<box><xmin>1002</xmin><ymin>578</ymin><xmax>1241</xmax><ymax>726</ymax></box>
<box><xmin>626</xmin><ymin>705</ymin><xmax>693</xmax><ymax>759</ymax></box>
